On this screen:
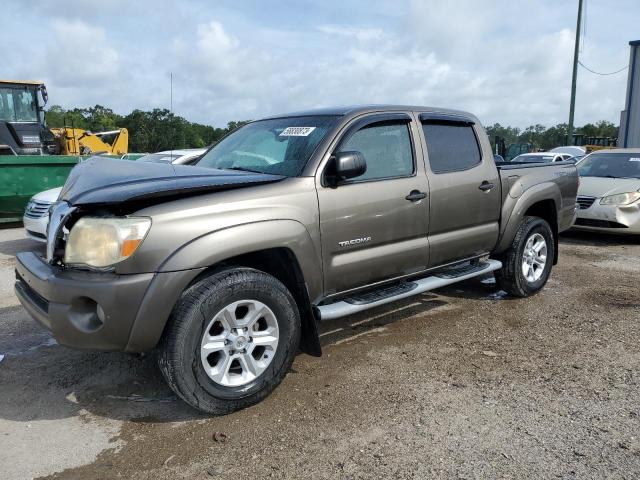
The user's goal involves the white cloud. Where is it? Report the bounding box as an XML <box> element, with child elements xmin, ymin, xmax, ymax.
<box><xmin>316</xmin><ymin>25</ymin><xmax>384</xmax><ymax>42</ymax></box>
<box><xmin>168</xmin><ymin>20</ymin><xmax>455</xmax><ymax>123</ymax></box>
<box><xmin>46</xmin><ymin>20</ymin><xmax>120</xmax><ymax>86</ymax></box>
<box><xmin>2</xmin><ymin>0</ymin><xmax>636</xmax><ymax>128</ymax></box>
<box><xmin>196</xmin><ymin>21</ymin><xmax>239</xmax><ymax>56</ymax></box>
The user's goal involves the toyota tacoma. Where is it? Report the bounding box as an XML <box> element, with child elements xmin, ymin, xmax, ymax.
<box><xmin>15</xmin><ymin>105</ymin><xmax>579</xmax><ymax>414</ymax></box>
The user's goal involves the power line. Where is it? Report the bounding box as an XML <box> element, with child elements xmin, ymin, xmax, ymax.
<box><xmin>576</xmin><ymin>0</ymin><xmax>627</xmax><ymax>77</ymax></box>
<box><xmin>578</xmin><ymin>60</ymin><xmax>628</xmax><ymax>76</ymax></box>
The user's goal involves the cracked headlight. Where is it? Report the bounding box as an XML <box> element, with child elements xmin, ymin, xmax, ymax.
<box><xmin>64</xmin><ymin>217</ymin><xmax>151</xmax><ymax>268</ymax></box>
<box><xmin>599</xmin><ymin>192</ymin><xmax>640</xmax><ymax>206</ymax></box>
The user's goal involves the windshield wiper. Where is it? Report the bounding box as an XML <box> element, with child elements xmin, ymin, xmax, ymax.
<box><xmin>224</xmin><ymin>166</ymin><xmax>262</xmax><ymax>174</ymax></box>
<box><xmin>582</xmin><ymin>175</ymin><xmax>623</xmax><ymax>179</ymax></box>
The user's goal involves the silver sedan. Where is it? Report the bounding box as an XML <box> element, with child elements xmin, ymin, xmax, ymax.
<box><xmin>573</xmin><ymin>148</ymin><xmax>640</xmax><ymax>234</ymax></box>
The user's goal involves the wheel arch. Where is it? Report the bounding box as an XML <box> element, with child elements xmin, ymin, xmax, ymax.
<box><xmin>523</xmin><ymin>199</ymin><xmax>558</xmax><ymax>265</ymax></box>
<box><xmin>127</xmin><ymin>220</ymin><xmax>323</xmax><ymax>355</ymax></box>
<box><xmin>496</xmin><ymin>182</ymin><xmax>560</xmax><ymax>264</ymax></box>
<box><xmin>186</xmin><ymin>247</ymin><xmax>322</xmax><ymax>357</ymax></box>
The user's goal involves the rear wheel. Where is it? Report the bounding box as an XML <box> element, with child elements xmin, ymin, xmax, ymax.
<box><xmin>495</xmin><ymin>216</ymin><xmax>555</xmax><ymax>297</ymax></box>
<box><xmin>158</xmin><ymin>268</ymin><xmax>300</xmax><ymax>414</ymax></box>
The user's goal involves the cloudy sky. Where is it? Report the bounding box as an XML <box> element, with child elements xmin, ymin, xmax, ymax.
<box><xmin>3</xmin><ymin>0</ymin><xmax>638</xmax><ymax>128</ymax></box>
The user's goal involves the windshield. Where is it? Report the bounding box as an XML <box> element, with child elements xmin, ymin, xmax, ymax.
<box><xmin>138</xmin><ymin>153</ymin><xmax>180</xmax><ymax>163</ymax></box>
<box><xmin>513</xmin><ymin>154</ymin><xmax>555</xmax><ymax>163</ymax></box>
<box><xmin>195</xmin><ymin>115</ymin><xmax>339</xmax><ymax>176</ymax></box>
<box><xmin>577</xmin><ymin>152</ymin><xmax>640</xmax><ymax>179</ymax></box>
<box><xmin>0</xmin><ymin>86</ymin><xmax>38</xmax><ymax>122</ymax></box>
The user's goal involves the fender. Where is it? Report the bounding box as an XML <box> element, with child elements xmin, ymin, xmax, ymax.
<box><xmin>126</xmin><ymin>220</ymin><xmax>323</xmax><ymax>352</ymax></box>
<box><xmin>159</xmin><ymin>219</ymin><xmax>323</xmax><ymax>302</ymax></box>
<box><xmin>495</xmin><ymin>181</ymin><xmax>561</xmax><ymax>254</ymax></box>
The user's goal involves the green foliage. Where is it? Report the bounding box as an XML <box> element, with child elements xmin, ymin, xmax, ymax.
<box><xmin>485</xmin><ymin>123</ymin><xmax>521</xmax><ymax>149</ymax></box>
<box><xmin>576</xmin><ymin>120</ymin><xmax>618</xmax><ymax>139</ymax></box>
<box><xmin>45</xmin><ymin>104</ymin><xmax>618</xmax><ymax>155</ymax></box>
<box><xmin>44</xmin><ymin>105</ymin><xmax>249</xmax><ymax>153</ymax></box>
<box><xmin>487</xmin><ymin>121</ymin><xmax>618</xmax><ymax>153</ymax></box>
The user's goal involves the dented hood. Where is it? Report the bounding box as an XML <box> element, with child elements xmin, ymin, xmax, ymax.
<box><xmin>59</xmin><ymin>157</ymin><xmax>285</xmax><ymax>206</ymax></box>
<box><xmin>578</xmin><ymin>176</ymin><xmax>640</xmax><ymax>198</ymax></box>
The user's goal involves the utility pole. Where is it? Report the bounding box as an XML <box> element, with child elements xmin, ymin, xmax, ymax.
<box><xmin>567</xmin><ymin>0</ymin><xmax>583</xmax><ymax>145</ymax></box>
<box><xmin>170</xmin><ymin>72</ymin><xmax>173</xmax><ymax>154</ymax></box>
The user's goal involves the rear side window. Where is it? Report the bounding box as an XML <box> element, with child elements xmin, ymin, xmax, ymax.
<box><xmin>422</xmin><ymin>123</ymin><xmax>481</xmax><ymax>173</ymax></box>
<box><xmin>338</xmin><ymin>122</ymin><xmax>414</xmax><ymax>181</ymax></box>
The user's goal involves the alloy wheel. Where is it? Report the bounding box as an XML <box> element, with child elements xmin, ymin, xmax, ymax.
<box><xmin>521</xmin><ymin>233</ymin><xmax>547</xmax><ymax>283</ymax></box>
<box><xmin>200</xmin><ymin>300</ymin><xmax>279</xmax><ymax>387</ymax></box>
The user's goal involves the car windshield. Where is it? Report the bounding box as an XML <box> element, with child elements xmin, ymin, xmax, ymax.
<box><xmin>513</xmin><ymin>154</ymin><xmax>555</xmax><ymax>163</ymax></box>
<box><xmin>577</xmin><ymin>152</ymin><xmax>640</xmax><ymax>179</ymax></box>
<box><xmin>195</xmin><ymin>115</ymin><xmax>339</xmax><ymax>176</ymax></box>
<box><xmin>138</xmin><ymin>153</ymin><xmax>180</xmax><ymax>163</ymax></box>
<box><xmin>0</xmin><ymin>86</ymin><xmax>38</xmax><ymax>122</ymax></box>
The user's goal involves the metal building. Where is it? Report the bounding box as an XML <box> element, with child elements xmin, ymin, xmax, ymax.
<box><xmin>620</xmin><ymin>40</ymin><xmax>640</xmax><ymax>147</ymax></box>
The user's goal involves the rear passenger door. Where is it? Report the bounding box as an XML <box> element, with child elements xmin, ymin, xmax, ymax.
<box><xmin>419</xmin><ymin>114</ymin><xmax>501</xmax><ymax>267</ymax></box>
<box><xmin>317</xmin><ymin>114</ymin><xmax>430</xmax><ymax>295</ymax></box>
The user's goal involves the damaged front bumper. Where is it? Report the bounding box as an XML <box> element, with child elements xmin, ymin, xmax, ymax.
<box><xmin>15</xmin><ymin>251</ymin><xmax>155</xmax><ymax>350</ymax></box>
<box><xmin>14</xmin><ymin>251</ymin><xmax>205</xmax><ymax>352</ymax></box>
<box><xmin>573</xmin><ymin>199</ymin><xmax>640</xmax><ymax>234</ymax></box>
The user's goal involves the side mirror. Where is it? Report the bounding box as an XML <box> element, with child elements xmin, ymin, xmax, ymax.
<box><xmin>40</xmin><ymin>85</ymin><xmax>48</xmax><ymax>106</ymax></box>
<box><xmin>334</xmin><ymin>151</ymin><xmax>366</xmax><ymax>181</ymax></box>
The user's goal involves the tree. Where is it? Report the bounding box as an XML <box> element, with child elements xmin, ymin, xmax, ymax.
<box><xmin>485</xmin><ymin>123</ymin><xmax>521</xmax><ymax>152</ymax></box>
<box><xmin>577</xmin><ymin>120</ymin><xmax>618</xmax><ymax>139</ymax></box>
<box><xmin>45</xmin><ymin>104</ymin><xmax>618</xmax><ymax>154</ymax></box>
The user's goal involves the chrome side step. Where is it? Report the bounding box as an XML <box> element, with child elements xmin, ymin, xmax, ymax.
<box><xmin>317</xmin><ymin>259</ymin><xmax>502</xmax><ymax>321</ymax></box>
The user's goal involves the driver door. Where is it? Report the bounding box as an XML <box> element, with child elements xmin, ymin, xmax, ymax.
<box><xmin>316</xmin><ymin>114</ymin><xmax>430</xmax><ymax>296</ymax></box>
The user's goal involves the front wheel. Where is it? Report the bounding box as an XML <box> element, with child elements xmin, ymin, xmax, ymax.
<box><xmin>158</xmin><ymin>268</ymin><xmax>301</xmax><ymax>414</ymax></box>
<box><xmin>495</xmin><ymin>216</ymin><xmax>555</xmax><ymax>297</ymax></box>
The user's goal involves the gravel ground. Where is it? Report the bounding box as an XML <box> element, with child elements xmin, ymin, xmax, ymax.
<box><xmin>0</xmin><ymin>228</ymin><xmax>638</xmax><ymax>479</ymax></box>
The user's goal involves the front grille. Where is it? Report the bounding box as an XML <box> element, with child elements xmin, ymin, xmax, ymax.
<box><xmin>26</xmin><ymin>230</ymin><xmax>46</xmax><ymax>240</ymax></box>
<box><xmin>575</xmin><ymin>218</ymin><xmax>628</xmax><ymax>229</ymax></box>
<box><xmin>24</xmin><ymin>201</ymin><xmax>52</xmax><ymax>219</ymax></box>
<box><xmin>576</xmin><ymin>196</ymin><xmax>597</xmax><ymax>209</ymax></box>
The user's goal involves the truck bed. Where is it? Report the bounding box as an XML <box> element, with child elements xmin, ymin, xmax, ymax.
<box><xmin>493</xmin><ymin>159</ymin><xmax>579</xmax><ymax>255</ymax></box>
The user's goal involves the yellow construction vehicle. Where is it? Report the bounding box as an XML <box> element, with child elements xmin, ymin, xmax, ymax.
<box><xmin>49</xmin><ymin>127</ymin><xmax>129</xmax><ymax>155</ymax></box>
<box><xmin>0</xmin><ymin>79</ymin><xmax>128</xmax><ymax>156</ymax></box>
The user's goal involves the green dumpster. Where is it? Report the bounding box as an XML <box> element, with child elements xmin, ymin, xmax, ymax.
<box><xmin>0</xmin><ymin>153</ymin><xmax>151</xmax><ymax>223</ymax></box>
<box><xmin>0</xmin><ymin>155</ymin><xmax>81</xmax><ymax>223</ymax></box>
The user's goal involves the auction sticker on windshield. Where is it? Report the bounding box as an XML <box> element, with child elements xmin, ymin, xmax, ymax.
<box><xmin>279</xmin><ymin>127</ymin><xmax>316</xmax><ymax>137</ymax></box>
<box><xmin>630</xmin><ymin>158</ymin><xmax>640</xmax><ymax>162</ymax></box>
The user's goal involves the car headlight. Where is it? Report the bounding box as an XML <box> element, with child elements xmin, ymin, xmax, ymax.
<box><xmin>64</xmin><ymin>217</ymin><xmax>151</xmax><ymax>268</ymax></box>
<box><xmin>599</xmin><ymin>192</ymin><xmax>640</xmax><ymax>206</ymax></box>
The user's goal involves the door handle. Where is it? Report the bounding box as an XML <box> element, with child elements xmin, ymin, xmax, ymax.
<box><xmin>478</xmin><ymin>181</ymin><xmax>494</xmax><ymax>192</ymax></box>
<box><xmin>405</xmin><ymin>190</ymin><xmax>427</xmax><ymax>202</ymax></box>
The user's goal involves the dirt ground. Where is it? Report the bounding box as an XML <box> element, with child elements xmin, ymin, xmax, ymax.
<box><xmin>0</xmin><ymin>227</ymin><xmax>638</xmax><ymax>480</ymax></box>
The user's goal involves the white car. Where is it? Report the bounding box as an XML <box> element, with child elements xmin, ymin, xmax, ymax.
<box><xmin>512</xmin><ymin>152</ymin><xmax>574</xmax><ymax>163</ymax></box>
<box><xmin>23</xmin><ymin>186</ymin><xmax>60</xmax><ymax>242</ymax></box>
<box><xmin>23</xmin><ymin>148</ymin><xmax>208</xmax><ymax>242</ymax></box>
<box><xmin>550</xmin><ymin>146</ymin><xmax>587</xmax><ymax>157</ymax></box>
<box><xmin>573</xmin><ymin>148</ymin><xmax>640</xmax><ymax>234</ymax></box>
<box><xmin>136</xmin><ymin>148</ymin><xmax>207</xmax><ymax>165</ymax></box>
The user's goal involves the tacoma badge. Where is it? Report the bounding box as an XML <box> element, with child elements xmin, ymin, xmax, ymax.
<box><xmin>338</xmin><ymin>236</ymin><xmax>371</xmax><ymax>247</ymax></box>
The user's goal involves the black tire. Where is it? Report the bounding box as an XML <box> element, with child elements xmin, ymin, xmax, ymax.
<box><xmin>495</xmin><ymin>216</ymin><xmax>555</xmax><ymax>297</ymax></box>
<box><xmin>158</xmin><ymin>268</ymin><xmax>301</xmax><ymax>415</ymax></box>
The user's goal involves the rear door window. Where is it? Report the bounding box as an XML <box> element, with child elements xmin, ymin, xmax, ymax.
<box><xmin>422</xmin><ymin>123</ymin><xmax>482</xmax><ymax>173</ymax></box>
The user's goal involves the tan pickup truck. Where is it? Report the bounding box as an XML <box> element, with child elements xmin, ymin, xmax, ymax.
<box><xmin>15</xmin><ymin>105</ymin><xmax>579</xmax><ymax>414</ymax></box>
